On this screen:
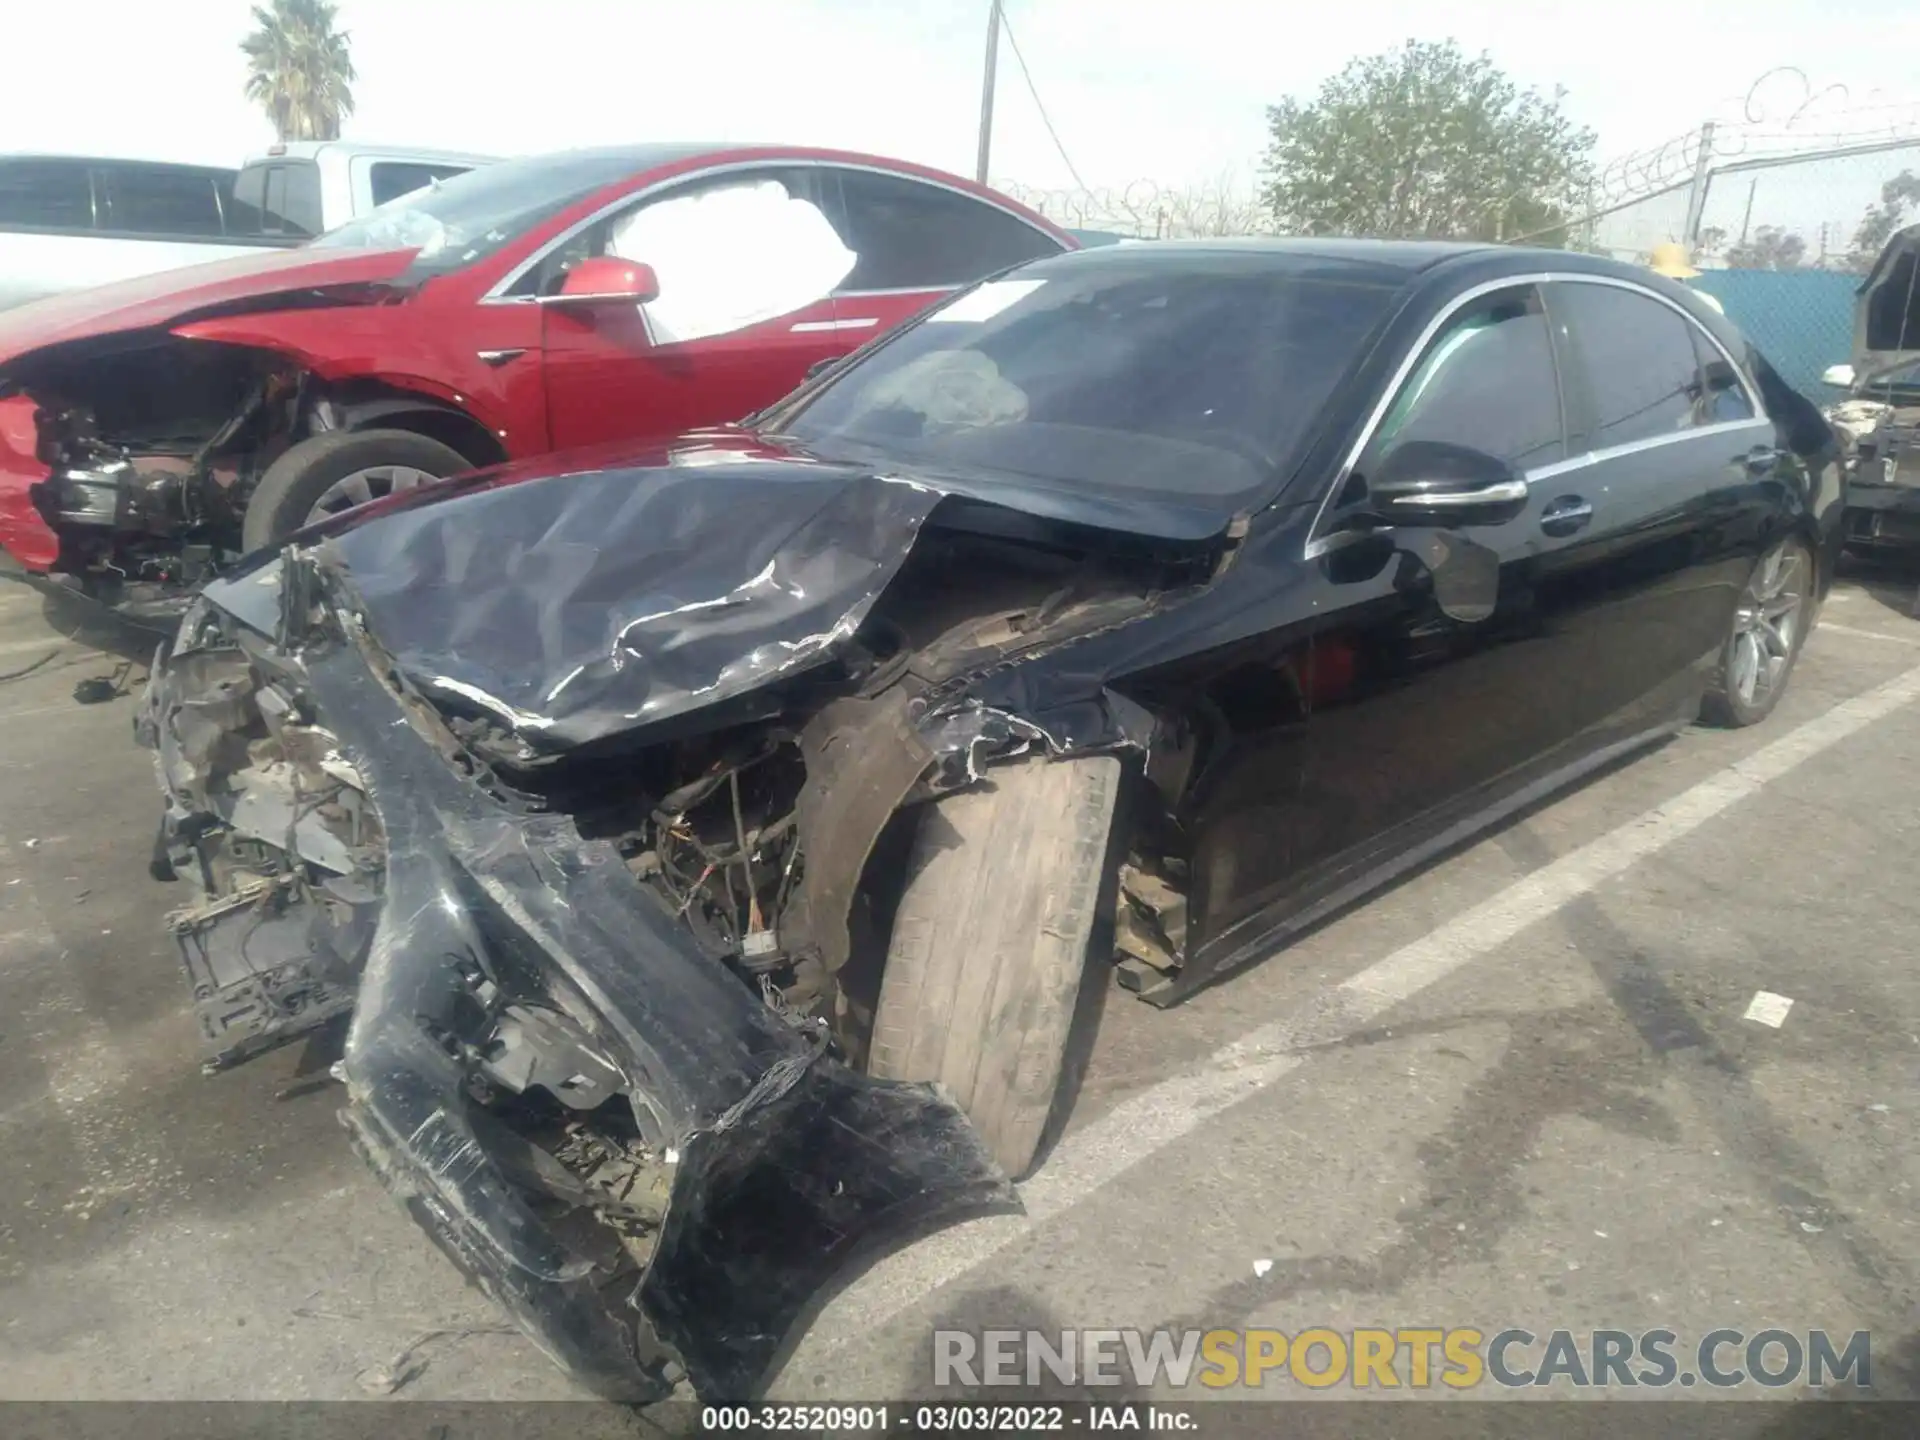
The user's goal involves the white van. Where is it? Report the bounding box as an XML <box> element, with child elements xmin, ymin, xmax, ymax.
<box><xmin>0</xmin><ymin>144</ymin><xmax>499</xmax><ymax>310</ymax></box>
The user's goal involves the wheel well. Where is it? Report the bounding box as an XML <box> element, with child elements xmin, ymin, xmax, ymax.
<box><xmin>326</xmin><ymin>392</ymin><xmax>509</xmax><ymax>470</ymax></box>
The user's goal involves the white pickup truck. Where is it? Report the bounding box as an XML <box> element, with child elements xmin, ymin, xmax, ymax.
<box><xmin>0</xmin><ymin>142</ymin><xmax>499</xmax><ymax>310</ymax></box>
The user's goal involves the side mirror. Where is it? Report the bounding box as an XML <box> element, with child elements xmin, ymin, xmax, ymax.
<box><xmin>1822</xmin><ymin>362</ymin><xmax>1856</xmax><ymax>390</ymax></box>
<box><xmin>543</xmin><ymin>255</ymin><xmax>661</xmax><ymax>307</ymax></box>
<box><xmin>1367</xmin><ymin>439</ymin><xmax>1528</xmax><ymax>528</ymax></box>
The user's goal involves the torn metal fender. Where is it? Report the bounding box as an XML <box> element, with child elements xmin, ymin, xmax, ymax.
<box><xmin>302</xmin><ymin>639</ymin><xmax>1018</xmax><ymax>1401</ymax></box>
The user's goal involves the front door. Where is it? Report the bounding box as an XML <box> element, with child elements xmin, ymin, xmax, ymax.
<box><xmin>538</xmin><ymin>167</ymin><xmax>850</xmax><ymax>450</ymax></box>
<box><xmin>1185</xmin><ymin>283</ymin><xmax>1596</xmax><ymax>961</ymax></box>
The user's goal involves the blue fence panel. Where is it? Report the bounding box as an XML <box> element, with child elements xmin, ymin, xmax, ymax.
<box><xmin>1691</xmin><ymin>269</ymin><xmax>1859</xmax><ymax>400</ymax></box>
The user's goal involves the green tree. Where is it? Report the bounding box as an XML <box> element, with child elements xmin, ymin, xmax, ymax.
<box><xmin>1725</xmin><ymin>225</ymin><xmax>1806</xmax><ymax>271</ymax></box>
<box><xmin>1848</xmin><ymin>170</ymin><xmax>1920</xmax><ymax>272</ymax></box>
<box><xmin>1262</xmin><ymin>39</ymin><xmax>1595</xmax><ymax>242</ymax></box>
<box><xmin>241</xmin><ymin>0</ymin><xmax>356</xmax><ymax>142</ymax></box>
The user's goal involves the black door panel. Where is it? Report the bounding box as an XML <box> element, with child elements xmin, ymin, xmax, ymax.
<box><xmin>1183</xmin><ymin>283</ymin><xmax>1590</xmax><ymax>952</ymax></box>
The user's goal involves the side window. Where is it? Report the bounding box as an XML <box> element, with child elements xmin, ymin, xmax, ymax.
<box><xmin>101</xmin><ymin>166</ymin><xmax>224</xmax><ymax>237</ymax></box>
<box><xmin>1686</xmin><ymin>324</ymin><xmax>1758</xmax><ymax>427</ymax></box>
<box><xmin>826</xmin><ymin>169</ymin><xmax>1061</xmax><ymax>291</ymax></box>
<box><xmin>1368</xmin><ymin>286</ymin><xmax>1564</xmax><ymax>472</ymax></box>
<box><xmin>369</xmin><ymin>161</ymin><xmax>470</xmax><ymax>207</ymax></box>
<box><xmin>1548</xmin><ymin>282</ymin><xmax>1729</xmax><ymax>450</ymax></box>
<box><xmin>519</xmin><ymin>168</ymin><xmax>856</xmax><ymax>344</ymax></box>
<box><xmin>514</xmin><ymin>168</ymin><xmax>822</xmax><ymax>297</ymax></box>
<box><xmin>0</xmin><ymin>159</ymin><xmax>94</xmax><ymax>231</ymax></box>
<box><xmin>227</xmin><ymin>162</ymin><xmax>322</xmax><ymax>238</ymax></box>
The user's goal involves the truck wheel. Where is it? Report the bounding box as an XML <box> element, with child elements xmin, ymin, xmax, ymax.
<box><xmin>241</xmin><ymin>428</ymin><xmax>470</xmax><ymax>552</ymax></box>
<box><xmin>1701</xmin><ymin>537</ymin><xmax>1813</xmax><ymax>728</ymax></box>
<box><xmin>869</xmin><ymin>756</ymin><xmax>1122</xmax><ymax>1179</ymax></box>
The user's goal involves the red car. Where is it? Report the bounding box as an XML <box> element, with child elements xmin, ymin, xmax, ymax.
<box><xmin>0</xmin><ymin>143</ymin><xmax>1073</xmax><ymax>617</ymax></box>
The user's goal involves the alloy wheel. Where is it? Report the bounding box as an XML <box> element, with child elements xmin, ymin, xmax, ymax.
<box><xmin>304</xmin><ymin>463</ymin><xmax>440</xmax><ymax>524</ymax></box>
<box><xmin>1728</xmin><ymin>543</ymin><xmax>1808</xmax><ymax>709</ymax></box>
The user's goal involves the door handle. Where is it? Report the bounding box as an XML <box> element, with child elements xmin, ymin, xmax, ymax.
<box><xmin>1742</xmin><ymin>445</ymin><xmax>1781</xmax><ymax>474</ymax></box>
<box><xmin>1540</xmin><ymin>495</ymin><xmax>1593</xmax><ymax>537</ymax></box>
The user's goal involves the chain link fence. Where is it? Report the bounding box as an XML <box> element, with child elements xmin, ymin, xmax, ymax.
<box><xmin>993</xmin><ymin>179</ymin><xmax>1277</xmax><ymax>241</ymax></box>
<box><xmin>999</xmin><ymin>121</ymin><xmax>1920</xmax><ymax>396</ymax></box>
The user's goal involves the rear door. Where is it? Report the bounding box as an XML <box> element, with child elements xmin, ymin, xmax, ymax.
<box><xmin>818</xmin><ymin>167</ymin><xmax>1066</xmax><ymax>348</ymax></box>
<box><xmin>1536</xmin><ymin>277</ymin><xmax>1776</xmax><ymax>739</ymax></box>
<box><xmin>533</xmin><ymin>166</ymin><xmax>849</xmax><ymax>450</ymax></box>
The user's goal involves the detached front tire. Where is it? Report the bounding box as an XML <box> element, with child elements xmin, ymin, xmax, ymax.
<box><xmin>869</xmin><ymin>756</ymin><xmax>1121</xmax><ymax>1179</ymax></box>
<box><xmin>242</xmin><ymin>428</ymin><xmax>469</xmax><ymax>552</ymax></box>
<box><xmin>1702</xmin><ymin>536</ymin><xmax>1815</xmax><ymax>728</ymax></box>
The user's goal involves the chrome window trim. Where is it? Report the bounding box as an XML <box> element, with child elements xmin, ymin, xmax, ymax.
<box><xmin>833</xmin><ymin>284</ymin><xmax>963</xmax><ymax>302</ymax></box>
<box><xmin>482</xmin><ymin>158</ymin><xmax>1062</xmax><ymax>304</ymax></box>
<box><xmin>1301</xmin><ymin>270</ymin><xmax>1770</xmax><ymax>560</ymax></box>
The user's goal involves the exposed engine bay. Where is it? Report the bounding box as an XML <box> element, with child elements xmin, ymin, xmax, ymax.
<box><xmin>151</xmin><ymin>515</ymin><xmax>1208</xmax><ymax>1067</ymax></box>
<box><xmin>1829</xmin><ymin>390</ymin><xmax>1920</xmax><ymax>548</ymax></box>
<box><xmin>12</xmin><ymin>342</ymin><xmax>298</xmax><ymax>608</ymax></box>
<box><xmin>3</xmin><ymin>334</ymin><xmax>496</xmax><ymax>618</ymax></box>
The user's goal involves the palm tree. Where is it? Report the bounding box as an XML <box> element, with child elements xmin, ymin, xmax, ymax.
<box><xmin>241</xmin><ymin>0</ymin><xmax>356</xmax><ymax>142</ymax></box>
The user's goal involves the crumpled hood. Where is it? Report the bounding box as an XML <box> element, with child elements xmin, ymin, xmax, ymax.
<box><xmin>204</xmin><ymin>436</ymin><xmax>1228</xmax><ymax>764</ymax></box>
<box><xmin>0</xmin><ymin>245</ymin><xmax>421</xmax><ymax>377</ymax></box>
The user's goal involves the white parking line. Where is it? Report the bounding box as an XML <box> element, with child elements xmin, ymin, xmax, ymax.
<box><xmin>1819</xmin><ymin>621</ymin><xmax>1920</xmax><ymax>646</ymax></box>
<box><xmin>805</xmin><ymin>659</ymin><xmax>1920</xmax><ymax>1352</ymax></box>
<box><xmin>0</xmin><ymin>703</ymin><xmax>87</xmax><ymax>723</ymax></box>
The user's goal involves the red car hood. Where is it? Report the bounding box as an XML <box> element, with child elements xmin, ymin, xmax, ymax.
<box><xmin>0</xmin><ymin>245</ymin><xmax>421</xmax><ymax>370</ymax></box>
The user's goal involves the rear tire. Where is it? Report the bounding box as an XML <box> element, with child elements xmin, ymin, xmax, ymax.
<box><xmin>868</xmin><ymin>757</ymin><xmax>1121</xmax><ymax>1179</ymax></box>
<box><xmin>241</xmin><ymin>428</ymin><xmax>469</xmax><ymax>552</ymax></box>
<box><xmin>1701</xmin><ymin>536</ymin><xmax>1814</xmax><ymax>728</ymax></box>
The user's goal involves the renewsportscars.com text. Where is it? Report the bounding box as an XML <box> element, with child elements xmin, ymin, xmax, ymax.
<box><xmin>932</xmin><ymin>1327</ymin><xmax>1872</xmax><ymax>1390</ymax></box>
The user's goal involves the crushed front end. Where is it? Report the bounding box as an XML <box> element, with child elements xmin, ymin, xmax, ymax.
<box><xmin>137</xmin><ymin>557</ymin><xmax>1021</xmax><ymax>1400</ymax></box>
<box><xmin>1</xmin><ymin>343</ymin><xmax>307</xmax><ymax>618</ymax></box>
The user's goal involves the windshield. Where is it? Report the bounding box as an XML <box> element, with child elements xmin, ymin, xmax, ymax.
<box><xmin>772</xmin><ymin>249</ymin><xmax>1406</xmax><ymax>507</ymax></box>
<box><xmin>309</xmin><ymin>149</ymin><xmax>643</xmax><ymax>273</ymax></box>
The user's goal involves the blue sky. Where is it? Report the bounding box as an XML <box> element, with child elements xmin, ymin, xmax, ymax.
<box><xmin>6</xmin><ymin>0</ymin><xmax>1914</xmax><ymax>201</ymax></box>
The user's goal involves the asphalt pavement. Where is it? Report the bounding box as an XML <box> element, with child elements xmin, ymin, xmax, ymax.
<box><xmin>0</xmin><ymin>564</ymin><xmax>1916</xmax><ymax>1414</ymax></box>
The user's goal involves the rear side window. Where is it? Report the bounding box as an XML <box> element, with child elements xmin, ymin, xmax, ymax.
<box><xmin>369</xmin><ymin>161</ymin><xmax>471</xmax><ymax>207</ymax></box>
<box><xmin>228</xmin><ymin>161</ymin><xmax>323</xmax><ymax>238</ymax></box>
<box><xmin>826</xmin><ymin>169</ymin><xmax>1061</xmax><ymax>291</ymax></box>
<box><xmin>0</xmin><ymin>159</ymin><xmax>94</xmax><ymax>231</ymax></box>
<box><xmin>1685</xmin><ymin>325</ymin><xmax>1757</xmax><ymax>426</ymax></box>
<box><xmin>100</xmin><ymin>165</ymin><xmax>224</xmax><ymax>237</ymax></box>
<box><xmin>1370</xmin><ymin>285</ymin><xmax>1564</xmax><ymax>471</ymax></box>
<box><xmin>1549</xmin><ymin>282</ymin><xmax>1721</xmax><ymax>450</ymax></box>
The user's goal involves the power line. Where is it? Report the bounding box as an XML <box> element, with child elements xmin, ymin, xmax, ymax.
<box><xmin>996</xmin><ymin>4</ymin><xmax>1089</xmax><ymax>192</ymax></box>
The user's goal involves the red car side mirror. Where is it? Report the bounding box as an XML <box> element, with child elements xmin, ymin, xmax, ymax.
<box><xmin>546</xmin><ymin>256</ymin><xmax>660</xmax><ymax>307</ymax></box>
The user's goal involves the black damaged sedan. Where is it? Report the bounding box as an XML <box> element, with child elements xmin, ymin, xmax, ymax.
<box><xmin>138</xmin><ymin>239</ymin><xmax>1842</xmax><ymax>1401</ymax></box>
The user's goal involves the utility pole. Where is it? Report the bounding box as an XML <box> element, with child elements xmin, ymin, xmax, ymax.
<box><xmin>975</xmin><ymin>0</ymin><xmax>1002</xmax><ymax>184</ymax></box>
<box><xmin>1681</xmin><ymin>119</ymin><xmax>1716</xmax><ymax>250</ymax></box>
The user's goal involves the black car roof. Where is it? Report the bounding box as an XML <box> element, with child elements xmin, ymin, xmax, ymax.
<box><xmin>1038</xmin><ymin>235</ymin><xmax>1667</xmax><ymax>283</ymax></box>
<box><xmin>1075</xmin><ymin>236</ymin><xmax>1496</xmax><ymax>270</ymax></box>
